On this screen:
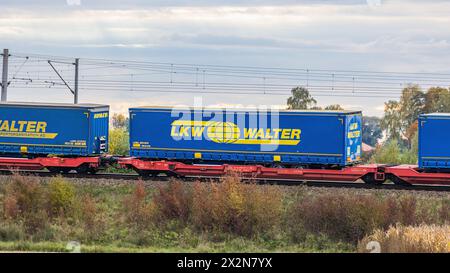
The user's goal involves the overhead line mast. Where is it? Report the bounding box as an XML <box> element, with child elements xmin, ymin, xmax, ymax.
<box><xmin>1</xmin><ymin>49</ymin><xmax>10</xmax><ymax>102</ymax></box>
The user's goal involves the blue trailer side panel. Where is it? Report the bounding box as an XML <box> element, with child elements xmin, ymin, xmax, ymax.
<box><xmin>129</xmin><ymin>107</ymin><xmax>362</xmax><ymax>166</ymax></box>
<box><xmin>418</xmin><ymin>113</ymin><xmax>450</xmax><ymax>169</ymax></box>
<box><xmin>90</xmin><ymin>111</ymin><xmax>110</xmax><ymax>154</ymax></box>
<box><xmin>0</xmin><ymin>102</ymin><xmax>109</xmax><ymax>156</ymax></box>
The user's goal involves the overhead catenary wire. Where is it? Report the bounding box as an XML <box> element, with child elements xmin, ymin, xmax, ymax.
<box><xmin>7</xmin><ymin>52</ymin><xmax>450</xmax><ymax>102</ymax></box>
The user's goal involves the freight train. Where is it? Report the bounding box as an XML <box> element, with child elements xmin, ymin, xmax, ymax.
<box><xmin>0</xmin><ymin>102</ymin><xmax>449</xmax><ymax>186</ymax></box>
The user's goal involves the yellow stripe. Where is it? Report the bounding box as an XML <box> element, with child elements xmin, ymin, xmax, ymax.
<box><xmin>0</xmin><ymin>132</ymin><xmax>58</xmax><ymax>139</ymax></box>
<box><xmin>0</xmin><ymin>142</ymin><xmax>87</xmax><ymax>148</ymax></box>
<box><xmin>133</xmin><ymin>146</ymin><xmax>342</xmax><ymax>156</ymax></box>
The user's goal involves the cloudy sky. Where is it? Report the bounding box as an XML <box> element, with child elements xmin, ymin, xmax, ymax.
<box><xmin>2</xmin><ymin>0</ymin><xmax>450</xmax><ymax>116</ymax></box>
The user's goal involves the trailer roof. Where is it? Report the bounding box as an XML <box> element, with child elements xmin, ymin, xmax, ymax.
<box><xmin>130</xmin><ymin>106</ymin><xmax>361</xmax><ymax>114</ymax></box>
<box><xmin>0</xmin><ymin>101</ymin><xmax>109</xmax><ymax>109</ymax></box>
<box><xmin>421</xmin><ymin>113</ymin><xmax>450</xmax><ymax>117</ymax></box>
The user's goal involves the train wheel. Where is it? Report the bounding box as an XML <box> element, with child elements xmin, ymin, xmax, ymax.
<box><xmin>136</xmin><ymin>170</ymin><xmax>159</xmax><ymax>177</ymax></box>
<box><xmin>87</xmin><ymin>168</ymin><xmax>98</xmax><ymax>175</ymax></box>
<box><xmin>47</xmin><ymin>167</ymin><xmax>72</xmax><ymax>174</ymax></box>
<box><xmin>75</xmin><ymin>164</ymin><xmax>98</xmax><ymax>174</ymax></box>
<box><xmin>388</xmin><ymin>175</ymin><xmax>411</xmax><ymax>186</ymax></box>
<box><xmin>361</xmin><ymin>174</ymin><xmax>384</xmax><ymax>185</ymax></box>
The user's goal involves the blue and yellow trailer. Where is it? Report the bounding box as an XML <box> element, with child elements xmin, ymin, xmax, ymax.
<box><xmin>0</xmin><ymin>102</ymin><xmax>109</xmax><ymax>156</ymax></box>
<box><xmin>129</xmin><ymin>107</ymin><xmax>362</xmax><ymax>167</ymax></box>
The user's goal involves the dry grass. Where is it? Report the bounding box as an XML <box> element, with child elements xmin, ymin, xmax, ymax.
<box><xmin>358</xmin><ymin>224</ymin><xmax>450</xmax><ymax>253</ymax></box>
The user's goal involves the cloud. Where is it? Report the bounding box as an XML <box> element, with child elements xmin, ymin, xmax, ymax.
<box><xmin>2</xmin><ymin>1</ymin><xmax>450</xmax><ymax>116</ymax></box>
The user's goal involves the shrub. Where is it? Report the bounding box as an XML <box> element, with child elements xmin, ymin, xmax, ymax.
<box><xmin>47</xmin><ymin>176</ymin><xmax>75</xmax><ymax>216</ymax></box>
<box><xmin>79</xmin><ymin>195</ymin><xmax>97</xmax><ymax>230</ymax></box>
<box><xmin>358</xmin><ymin>224</ymin><xmax>450</xmax><ymax>253</ymax></box>
<box><xmin>4</xmin><ymin>174</ymin><xmax>44</xmax><ymax>217</ymax></box>
<box><xmin>0</xmin><ymin>222</ymin><xmax>25</xmax><ymax>241</ymax></box>
<box><xmin>286</xmin><ymin>193</ymin><xmax>436</xmax><ymax>243</ymax></box>
<box><xmin>153</xmin><ymin>179</ymin><xmax>191</xmax><ymax>224</ymax></box>
<box><xmin>123</xmin><ymin>174</ymin><xmax>284</xmax><ymax>238</ymax></box>
<box><xmin>3</xmin><ymin>195</ymin><xmax>19</xmax><ymax>219</ymax></box>
<box><xmin>438</xmin><ymin>201</ymin><xmax>450</xmax><ymax>224</ymax></box>
<box><xmin>288</xmin><ymin>194</ymin><xmax>385</xmax><ymax>243</ymax></box>
<box><xmin>122</xmin><ymin>180</ymin><xmax>156</xmax><ymax>229</ymax></box>
<box><xmin>75</xmin><ymin>194</ymin><xmax>107</xmax><ymax>242</ymax></box>
<box><xmin>191</xmin><ymin>173</ymin><xmax>283</xmax><ymax>238</ymax></box>
<box><xmin>1</xmin><ymin>175</ymin><xmax>50</xmax><ymax>233</ymax></box>
<box><xmin>109</xmin><ymin>128</ymin><xmax>129</xmax><ymax>155</ymax></box>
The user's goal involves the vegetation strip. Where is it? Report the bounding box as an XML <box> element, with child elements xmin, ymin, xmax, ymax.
<box><xmin>0</xmin><ymin>173</ymin><xmax>448</xmax><ymax>253</ymax></box>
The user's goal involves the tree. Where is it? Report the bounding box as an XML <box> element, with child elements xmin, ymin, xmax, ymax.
<box><xmin>404</xmin><ymin>121</ymin><xmax>418</xmax><ymax>146</ymax></box>
<box><xmin>112</xmin><ymin>113</ymin><xmax>129</xmax><ymax>130</ymax></box>
<box><xmin>380</xmin><ymin>100</ymin><xmax>402</xmax><ymax>141</ymax></box>
<box><xmin>324</xmin><ymin>104</ymin><xmax>344</xmax><ymax>110</ymax></box>
<box><xmin>362</xmin><ymin>116</ymin><xmax>382</xmax><ymax>147</ymax></box>
<box><xmin>287</xmin><ymin>87</ymin><xmax>317</xmax><ymax>110</ymax></box>
<box><xmin>424</xmin><ymin>87</ymin><xmax>450</xmax><ymax>113</ymax></box>
<box><xmin>380</xmin><ymin>85</ymin><xmax>425</xmax><ymax>143</ymax></box>
<box><xmin>399</xmin><ymin>84</ymin><xmax>425</xmax><ymax>131</ymax></box>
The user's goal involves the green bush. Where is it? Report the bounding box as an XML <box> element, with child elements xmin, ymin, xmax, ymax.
<box><xmin>109</xmin><ymin>128</ymin><xmax>129</xmax><ymax>155</ymax></box>
<box><xmin>47</xmin><ymin>176</ymin><xmax>75</xmax><ymax>216</ymax></box>
<box><xmin>370</xmin><ymin>135</ymin><xmax>418</xmax><ymax>164</ymax></box>
<box><xmin>0</xmin><ymin>222</ymin><xmax>25</xmax><ymax>241</ymax></box>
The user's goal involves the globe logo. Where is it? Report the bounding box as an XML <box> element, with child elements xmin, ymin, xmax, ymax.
<box><xmin>207</xmin><ymin>122</ymin><xmax>241</xmax><ymax>143</ymax></box>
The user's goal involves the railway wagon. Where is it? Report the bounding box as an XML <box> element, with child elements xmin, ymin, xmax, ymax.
<box><xmin>0</xmin><ymin>102</ymin><xmax>109</xmax><ymax>156</ymax></box>
<box><xmin>129</xmin><ymin>107</ymin><xmax>362</xmax><ymax>167</ymax></box>
<box><xmin>418</xmin><ymin>113</ymin><xmax>450</xmax><ymax>169</ymax></box>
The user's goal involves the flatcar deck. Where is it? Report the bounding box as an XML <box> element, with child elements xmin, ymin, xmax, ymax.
<box><xmin>2</xmin><ymin>156</ymin><xmax>450</xmax><ymax>186</ymax></box>
<box><xmin>0</xmin><ymin>156</ymin><xmax>101</xmax><ymax>172</ymax></box>
<box><xmin>118</xmin><ymin>158</ymin><xmax>450</xmax><ymax>186</ymax></box>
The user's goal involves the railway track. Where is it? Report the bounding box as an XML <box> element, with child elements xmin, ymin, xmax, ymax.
<box><xmin>1</xmin><ymin>170</ymin><xmax>450</xmax><ymax>192</ymax></box>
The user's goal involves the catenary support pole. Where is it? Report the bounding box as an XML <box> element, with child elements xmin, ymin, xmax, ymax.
<box><xmin>74</xmin><ymin>58</ymin><xmax>79</xmax><ymax>104</ymax></box>
<box><xmin>1</xmin><ymin>49</ymin><xmax>9</xmax><ymax>102</ymax></box>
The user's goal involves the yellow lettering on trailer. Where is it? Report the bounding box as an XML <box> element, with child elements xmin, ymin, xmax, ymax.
<box><xmin>170</xmin><ymin>120</ymin><xmax>301</xmax><ymax>146</ymax></box>
<box><xmin>26</xmin><ymin>121</ymin><xmax>37</xmax><ymax>132</ymax></box>
<box><xmin>0</xmin><ymin>120</ymin><xmax>58</xmax><ymax>139</ymax></box>
<box><xmin>94</xmin><ymin>113</ymin><xmax>108</xmax><ymax>119</ymax></box>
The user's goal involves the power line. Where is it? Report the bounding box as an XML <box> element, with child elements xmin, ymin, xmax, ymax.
<box><xmin>7</xmin><ymin>51</ymin><xmax>450</xmax><ymax>102</ymax></box>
